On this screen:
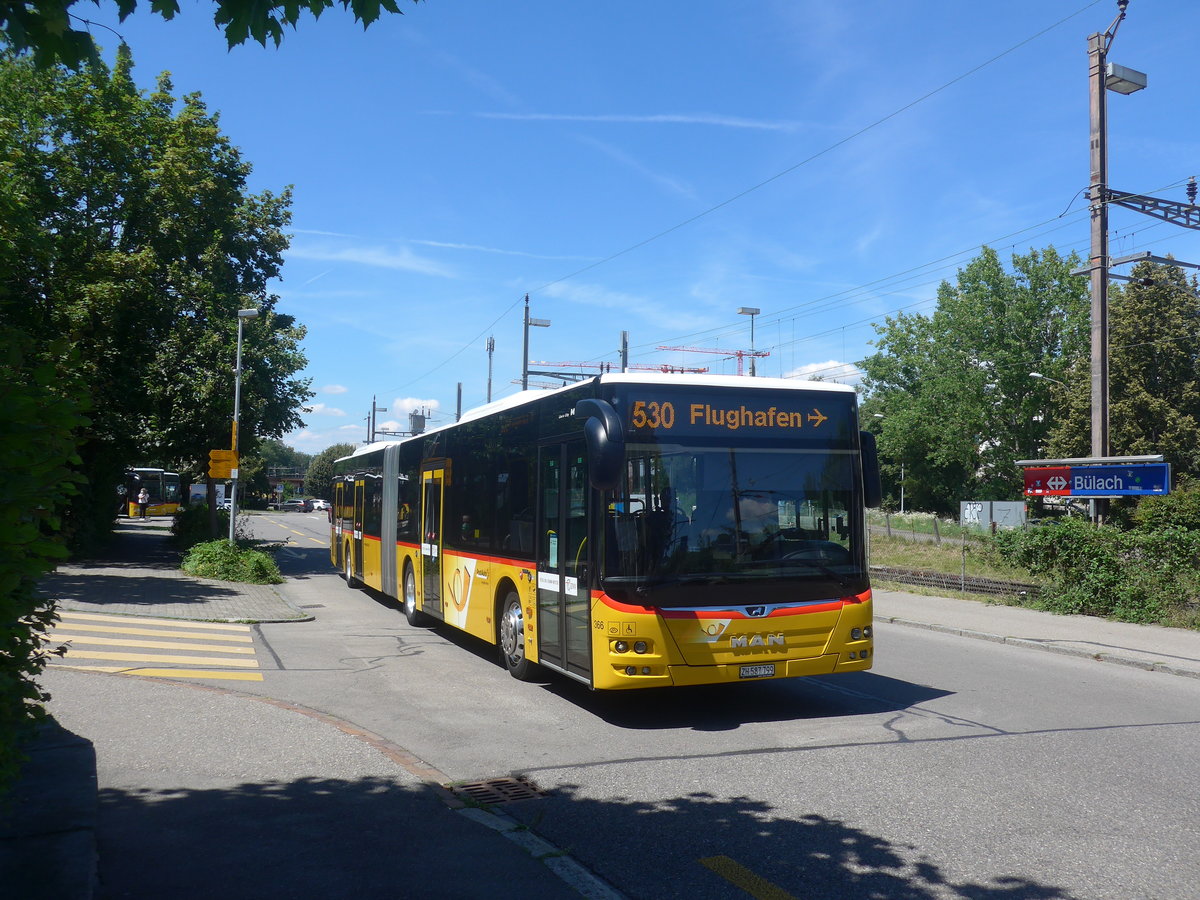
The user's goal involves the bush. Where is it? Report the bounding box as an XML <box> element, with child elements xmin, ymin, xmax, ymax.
<box><xmin>994</xmin><ymin>518</ymin><xmax>1200</xmax><ymax>626</ymax></box>
<box><xmin>181</xmin><ymin>539</ymin><xmax>283</xmax><ymax>585</ymax></box>
<box><xmin>172</xmin><ymin>504</ymin><xmax>254</xmax><ymax>549</ymax></box>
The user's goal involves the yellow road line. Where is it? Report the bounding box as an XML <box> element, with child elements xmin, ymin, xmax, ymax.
<box><xmin>61</xmin><ymin>648</ymin><xmax>260</xmax><ymax>668</ymax></box>
<box><xmin>54</xmin><ymin>635</ymin><xmax>256</xmax><ymax>655</ymax></box>
<box><xmin>53</xmin><ymin>623</ymin><xmax>253</xmax><ymax>643</ymax></box>
<box><xmin>50</xmin><ymin>663</ymin><xmax>263</xmax><ymax>681</ymax></box>
<box><xmin>58</xmin><ymin>612</ymin><xmax>250</xmax><ymax>632</ymax></box>
<box><xmin>699</xmin><ymin>856</ymin><xmax>797</xmax><ymax>900</ymax></box>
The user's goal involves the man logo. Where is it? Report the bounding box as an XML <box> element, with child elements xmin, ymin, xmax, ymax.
<box><xmin>730</xmin><ymin>633</ymin><xmax>785</xmax><ymax>649</ymax></box>
<box><xmin>746</xmin><ymin>606</ymin><xmax>767</xmax><ymax>617</ymax></box>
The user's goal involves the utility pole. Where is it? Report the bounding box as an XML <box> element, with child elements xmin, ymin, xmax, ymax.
<box><xmin>486</xmin><ymin>336</ymin><xmax>495</xmax><ymax>402</ymax></box>
<box><xmin>456</xmin><ymin>382</ymin><xmax>462</xmax><ymax>422</ymax></box>
<box><xmin>369</xmin><ymin>395</ymin><xmax>387</xmax><ymax>442</ymax></box>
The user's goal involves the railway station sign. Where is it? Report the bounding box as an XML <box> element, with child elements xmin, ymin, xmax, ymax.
<box><xmin>1023</xmin><ymin>462</ymin><xmax>1170</xmax><ymax>498</ymax></box>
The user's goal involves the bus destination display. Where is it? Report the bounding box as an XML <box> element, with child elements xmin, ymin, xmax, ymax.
<box><xmin>622</xmin><ymin>389</ymin><xmax>854</xmax><ymax>440</ymax></box>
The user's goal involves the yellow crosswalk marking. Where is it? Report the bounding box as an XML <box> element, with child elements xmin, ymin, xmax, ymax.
<box><xmin>53</xmin><ymin>664</ymin><xmax>263</xmax><ymax>681</ymax></box>
<box><xmin>53</xmin><ymin>623</ymin><xmax>253</xmax><ymax>643</ymax></box>
<box><xmin>55</xmin><ymin>635</ymin><xmax>255</xmax><ymax>655</ymax></box>
<box><xmin>58</xmin><ymin>611</ymin><xmax>249</xmax><ymax>632</ymax></box>
<box><xmin>60</xmin><ymin>648</ymin><xmax>260</xmax><ymax>668</ymax></box>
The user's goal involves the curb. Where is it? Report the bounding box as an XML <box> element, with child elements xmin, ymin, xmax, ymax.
<box><xmin>878</xmin><ymin>615</ymin><xmax>1200</xmax><ymax>680</ymax></box>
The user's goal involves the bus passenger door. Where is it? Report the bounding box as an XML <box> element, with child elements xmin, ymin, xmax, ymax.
<box><xmin>420</xmin><ymin>468</ymin><xmax>445</xmax><ymax>620</ymax></box>
<box><xmin>351</xmin><ymin>477</ymin><xmax>366</xmax><ymax>582</ymax></box>
<box><xmin>537</xmin><ymin>441</ymin><xmax>591</xmax><ymax>681</ymax></box>
<box><xmin>332</xmin><ymin>479</ymin><xmax>345</xmax><ymax>560</ymax></box>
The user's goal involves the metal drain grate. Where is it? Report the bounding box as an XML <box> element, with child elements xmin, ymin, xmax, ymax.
<box><xmin>447</xmin><ymin>776</ymin><xmax>547</xmax><ymax>805</ymax></box>
<box><xmin>298</xmin><ymin>604</ymin><xmax>325</xmax><ymax>609</ymax></box>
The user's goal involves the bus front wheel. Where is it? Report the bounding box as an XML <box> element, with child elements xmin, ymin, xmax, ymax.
<box><xmin>498</xmin><ymin>590</ymin><xmax>534</xmax><ymax>681</ymax></box>
<box><xmin>344</xmin><ymin>545</ymin><xmax>360</xmax><ymax>589</ymax></box>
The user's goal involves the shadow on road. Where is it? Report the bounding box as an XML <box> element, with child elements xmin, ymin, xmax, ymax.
<box><xmin>93</xmin><ymin>775</ymin><xmax>1073</xmax><ymax>899</ymax></box>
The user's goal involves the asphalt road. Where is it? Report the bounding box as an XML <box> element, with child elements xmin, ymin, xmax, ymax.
<box><xmin>73</xmin><ymin>511</ymin><xmax>1200</xmax><ymax>899</ymax></box>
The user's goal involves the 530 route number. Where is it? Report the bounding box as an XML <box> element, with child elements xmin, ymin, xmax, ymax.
<box><xmin>631</xmin><ymin>400</ymin><xmax>675</xmax><ymax>430</ymax></box>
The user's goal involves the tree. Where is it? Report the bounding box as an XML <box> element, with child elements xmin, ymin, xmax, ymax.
<box><xmin>0</xmin><ymin>47</ymin><xmax>312</xmax><ymax>546</ymax></box>
<box><xmin>859</xmin><ymin>246</ymin><xmax>1089</xmax><ymax>514</ymax></box>
<box><xmin>305</xmin><ymin>443</ymin><xmax>356</xmax><ymax>499</ymax></box>
<box><xmin>1047</xmin><ymin>260</ymin><xmax>1200</xmax><ymax>480</ymax></box>
<box><xmin>2</xmin><ymin>0</ymin><xmax>419</xmax><ymax>69</ymax></box>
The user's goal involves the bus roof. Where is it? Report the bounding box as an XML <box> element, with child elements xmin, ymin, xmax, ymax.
<box><xmin>335</xmin><ymin>374</ymin><xmax>857</xmax><ymax>464</ymax></box>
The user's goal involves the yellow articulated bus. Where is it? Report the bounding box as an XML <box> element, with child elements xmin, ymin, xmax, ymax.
<box><xmin>330</xmin><ymin>373</ymin><xmax>881</xmax><ymax>691</ymax></box>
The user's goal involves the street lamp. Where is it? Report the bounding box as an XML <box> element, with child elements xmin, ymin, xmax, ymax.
<box><xmin>1029</xmin><ymin>371</ymin><xmax>1066</xmax><ymax>386</ymax></box>
<box><xmin>1086</xmin><ymin>0</ymin><xmax>1145</xmax><ymax>467</ymax></box>
<box><xmin>521</xmin><ymin>293</ymin><xmax>551</xmax><ymax>390</ymax></box>
<box><xmin>872</xmin><ymin>413</ymin><xmax>905</xmax><ymax>514</ymax></box>
<box><xmin>229</xmin><ymin>307</ymin><xmax>259</xmax><ymax>542</ymax></box>
<box><xmin>737</xmin><ymin>307</ymin><xmax>760</xmax><ymax>376</ymax></box>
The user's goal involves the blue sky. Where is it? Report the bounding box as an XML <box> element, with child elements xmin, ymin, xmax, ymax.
<box><xmin>95</xmin><ymin>0</ymin><xmax>1200</xmax><ymax>454</ymax></box>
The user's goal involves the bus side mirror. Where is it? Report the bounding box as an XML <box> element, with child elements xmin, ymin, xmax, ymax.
<box><xmin>859</xmin><ymin>430</ymin><xmax>883</xmax><ymax>509</ymax></box>
<box><xmin>575</xmin><ymin>398</ymin><xmax>625</xmax><ymax>491</ymax></box>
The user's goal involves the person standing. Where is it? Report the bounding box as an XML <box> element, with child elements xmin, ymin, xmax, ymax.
<box><xmin>137</xmin><ymin>486</ymin><xmax>150</xmax><ymax>519</ymax></box>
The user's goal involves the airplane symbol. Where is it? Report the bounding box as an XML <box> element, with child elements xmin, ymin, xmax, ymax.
<box><xmin>807</xmin><ymin>408</ymin><xmax>827</xmax><ymax>427</ymax></box>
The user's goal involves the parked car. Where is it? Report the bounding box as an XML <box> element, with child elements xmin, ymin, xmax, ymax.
<box><xmin>311</xmin><ymin>499</ymin><xmax>331</xmax><ymax>511</ymax></box>
<box><xmin>281</xmin><ymin>498</ymin><xmax>312</xmax><ymax>512</ymax></box>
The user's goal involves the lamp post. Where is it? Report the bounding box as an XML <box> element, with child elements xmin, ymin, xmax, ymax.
<box><xmin>229</xmin><ymin>307</ymin><xmax>259</xmax><ymax>542</ymax></box>
<box><xmin>1086</xmin><ymin>0</ymin><xmax>1145</xmax><ymax>466</ymax></box>
<box><xmin>737</xmin><ymin>307</ymin><xmax>760</xmax><ymax>376</ymax></box>
<box><xmin>521</xmin><ymin>293</ymin><xmax>551</xmax><ymax>390</ymax></box>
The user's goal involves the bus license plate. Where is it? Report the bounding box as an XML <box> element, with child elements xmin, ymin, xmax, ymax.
<box><xmin>740</xmin><ymin>663</ymin><xmax>775</xmax><ymax>679</ymax></box>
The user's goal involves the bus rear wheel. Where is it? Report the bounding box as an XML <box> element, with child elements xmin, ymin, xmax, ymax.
<box><xmin>498</xmin><ymin>590</ymin><xmax>534</xmax><ymax>681</ymax></box>
<box><xmin>344</xmin><ymin>545</ymin><xmax>360</xmax><ymax>589</ymax></box>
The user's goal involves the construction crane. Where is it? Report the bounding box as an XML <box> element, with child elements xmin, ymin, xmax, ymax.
<box><xmin>656</xmin><ymin>345</ymin><xmax>769</xmax><ymax>376</ymax></box>
<box><xmin>530</xmin><ymin>360</ymin><xmax>710</xmax><ymax>377</ymax></box>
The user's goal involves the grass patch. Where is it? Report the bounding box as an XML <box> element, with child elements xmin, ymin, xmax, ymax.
<box><xmin>181</xmin><ymin>539</ymin><xmax>283</xmax><ymax>585</ymax></box>
<box><xmin>868</xmin><ymin>533</ymin><xmax>1041</xmax><ymax>584</ymax></box>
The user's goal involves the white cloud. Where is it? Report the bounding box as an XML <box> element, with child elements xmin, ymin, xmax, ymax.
<box><xmin>409</xmin><ymin>239</ymin><xmax>595</xmax><ymax>262</ymax></box>
<box><xmin>574</xmin><ymin>135</ymin><xmax>696</xmax><ymax>200</ymax></box>
<box><xmin>476</xmin><ymin>112</ymin><xmax>804</xmax><ymax>132</ymax></box>
<box><xmin>786</xmin><ymin>359</ymin><xmax>864</xmax><ymax>384</ymax></box>
<box><xmin>391</xmin><ymin>396</ymin><xmax>442</xmax><ymax>416</ymax></box>
<box><xmin>303</xmin><ymin>403</ymin><xmax>347</xmax><ymax>417</ymax></box>
<box><xmin>542</xmin><ymin>281</ymin><xmax>718</xmax><ymax>333</ymax></box>
<box><xmin>322</xmin><ymin>384</ymin><xmax>348</xmax><ymax>395</ymax></box>
<box><xmin>287</xmin><ymin>245</ymin><xmax>456</xmax><ymax>278</ymax></box>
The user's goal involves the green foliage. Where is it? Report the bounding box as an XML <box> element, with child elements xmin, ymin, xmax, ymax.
<box><xmin>172</xmin><ymin>503</ymin><xmax>232</xmax><ymax>550</ymax></box>
<box><xmin>181</xmin><ymin>539</ymin><xmax>283</xmax><ymax>584</ymax></box>
<box><xmin>1048</xmin><ymin>261</ymin><xmax>1200</xmax><ymax>481</ymax></box>
<box><xmin>994</xmin><ymin>519</ymin><xmax>1200</xmax><ymax>627</ymax></box>
<box><xmin>304</xmin><ymin>442</ymin><xmax>356</xmax><ymax>500</ymax></box>
<box><xmin>1133</xmin><ymin>480</ymin><xmax>1200</xmax><ymax>532</ymax></box>
<box><xmin>860</xmin><ymin>246</ymin><xmax>1089</xmax><ymax>515</ymax></box>
<box><xmin>0</xmin><ymin>328</ymin><xmax>89</xmax><ymax>796</ymax></box>
<box><xmin>1</xmin><ymin>0</ymin><xmax>418</xmax><ymax>69</ymax></box>
<box><xmin>0</xmin><ymin>48</ymin><xmax>312</xmax><ymax>549</ymax></box>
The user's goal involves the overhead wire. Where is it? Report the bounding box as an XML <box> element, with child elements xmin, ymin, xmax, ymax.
<box><xmin>387</xmin><ymin>0</ymin><xmax>1107</xmax><ymax>399</ymax></box>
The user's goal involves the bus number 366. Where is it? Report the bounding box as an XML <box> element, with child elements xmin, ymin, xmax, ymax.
<box><xmin>631</xmin><ymin>400</ymin><xmax>675</xmax><ymax>430</ymax></box>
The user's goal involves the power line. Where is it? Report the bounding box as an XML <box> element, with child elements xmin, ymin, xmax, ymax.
<box><xmin>392</xmin><ymin>1</ymin><xmax>1106</xmax><ymax>398</ymax></box>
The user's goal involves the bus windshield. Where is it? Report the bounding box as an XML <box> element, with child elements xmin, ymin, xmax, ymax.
<box><xmin>602</xmin><ymin>442</ymin><xmax>866</xmax><ymax>605</ymax></box>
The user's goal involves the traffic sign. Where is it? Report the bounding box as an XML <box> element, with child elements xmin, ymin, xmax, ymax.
<box><xmin>208</xmin><ymin>449</ymin><xmax>238</xmax><ymax>480</ymax></box>
<box><xmin>1024</xmin><ymin>463</ymin><xmax>1169</xmax><ymax>498</ymax></box>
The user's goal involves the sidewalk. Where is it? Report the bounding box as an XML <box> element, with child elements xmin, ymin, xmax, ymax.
<box><xmin>873</xmin><ymin>587</ymin><xmax>1200</xmax><ymax>679</ymax></box>
<box><xmin>4</xmin><ymin>524</ymin><xmax>1200</xmax><ymax>899</ymax></box>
